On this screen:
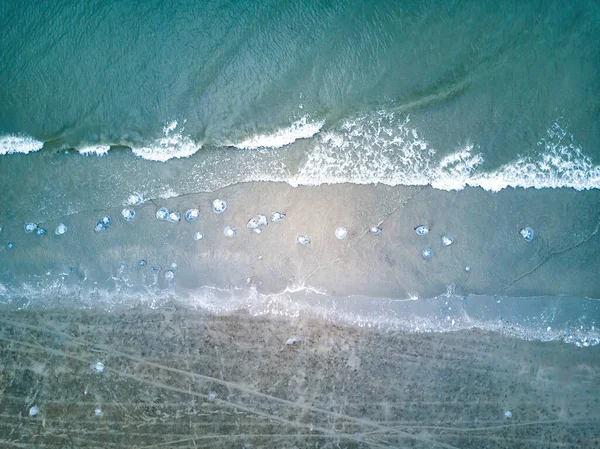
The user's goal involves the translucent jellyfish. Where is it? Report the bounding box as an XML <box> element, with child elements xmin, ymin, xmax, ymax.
<box><xmin>36</xmin><ymin>228</ymin><xmax>47</xmax><ymax>236</ymax></box>
<box><xmin>29</xmin><ymin>406</ymin><xmax>39</xmax><ymax>417</ymax></box>
<box><xmin>6</xmin><ymin>242</ymin><xmax>14</xmax><ymax>250</ymax></box>
<box><xmin>504</xmin><ymin>410</ymin><xmax>512</xmax><ymax>419</ymax></box>
<box><xmin>164</xmin><ymin>270</ymin><xmax>174</xmax><ymax>280</ymax></box>
<box><xmin>95</xmin><ymin>408</ymin><xmax>103</xmax><ymax>416</ymax></box>
<box><xmin>520</xmin><ymin>226</ymin><xmax>534</xmax><ymax>242</ymax></box>
<box><xmin>223</xmin><ymin>226</ymin><xmax>236</xmax><ymax>237</ymax></box>
<box><xmin>167</xmin><ymin>211</ymin><xmax>181</xmax><ymax>223</ymax></box>
<box><xmin>415</xmin><ymin>225</ymin><xmax>429</xmax><ymax>236</ymax></box>
<box><xmin>121</xmin><ymin>208</ymin><xmax>135</xmax><ymax>222</ymax></box>
<box><xmin>369</xmin><ymin>226</ymin><xmax>382</xmax><ymax>235</ymax></box>
<box><xmin>271</xmin><ymin>212</ymin><xmax>285</xmax><ymax>222</ymax></box>
<box><xmin>128</xmin><ymin>191</ymin><xmax>143</xmax><ymax>205</ymax></box>
<box><xmin>212</xmin><ymin>199</ymin><xmax>227</xmax><ymax>214</ymax></box>
<box><xmin>69</xmin><ymin>267</ymin><xmax>77</xmax><ymax>274</ymax></box>
<box><xmin>193</xmin><ymin>231</ymin><xmax>204</xmax><ymax>241</ymax></box>
<box><xmin>208</xmin><ymin>392</ymin><xmax>217</xmax><ymax>401</ymax></box>
<box><xmin>422</xmin><ymin>248</ymin><xmax>433</xmax><ymax>259</ymax></box>
<box><xmin>170</xmin><ymin>262</ymin><xmax>177</xmax><ymax>269</ymax></box>
<box><xmin>335</xmin><ymin>227</ymin><xmax>348</xmax><ymax>239</ymax></box>
<box><xmin>151</xmin><ymin>265</ymin><xmax>161</xmax><ymax>271</ymax></box>
<box><xmin>100</xmin><ymin>216</ymin><xmax>112</xmax><ymax>227</ymax></box>
<box><xmin>138</xmin><ymin>259</ymin><xmax>147</xmax><ymax>266</ymax></box>
<box><xmin>94</xmin><ymin>222</ymin><xmax>105</xmax><ymax>232</ymax></box>
<box><xmin>247</xmin><ymin>215</ymin><xmax>268</xmax><ymax>233</ymax></box>
<box><xmin>55</xmin><ymin>223</ymin><xmax>68</xmax><ymax>235</ymax></box>
<box><xmin>185</xmin><ymin>208</ymin><xmax>199</xmax><ymax>222</ymax></box>
<box><xmin>91</xmin><ymin>361</ymin><xmax>105</xmax><ymax>373</ymax></box>
<box><xmin>441</xmin><ymin>236</ymin><xmax>454</xmax><ymax>247</ymax></box>
<box><xmin>24</xmin><ymin>222</ymin><xmax>37</xmax><ymax>233</ymax></box>
<box><xmin>297</xmin><ymin>235</ymin><xmax>310</xmax><ymax>245</ymax></box>
<box><xmin>156</xmin><ymin>207</ymin><xmax>169</xmax><ymax>220</ymax></box>
<box><xmin>119</xmin><ymin>263</ymin><xmax>127</xmax><ymax>272</ymax></box>
<box><xmin>465</xmin><ymin>266</ymin><xmax>471</xmax><ymax>272</ymax></box>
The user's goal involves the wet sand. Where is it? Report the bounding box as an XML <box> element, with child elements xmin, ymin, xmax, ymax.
<box><xmin>1</xmin><ymin>183</ymin><xmax>599</xmax><ymax>302</ymax></box>
<box><xmin>0</xmin><ymin>306</ymin><xmax>598</xmax><ymax>449</ymax></box>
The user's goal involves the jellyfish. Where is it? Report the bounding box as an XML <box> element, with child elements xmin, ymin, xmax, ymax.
<box><xmin>128</xmin><ymin>191</ymin><xmax>143</xmax><ymax>205</ymax></box>
<box><xmin>91</xmin><ymin>362</ymin><xmax>105</xmax><ymax>373</ymax></box>
<box><xmin>164</xmin><ymin>270</ymin><xmax>174</xmax><ymax>280</ymax></box>
<box><xmin>422</xmin><ymin>248</ymin><xmax>433</xmax><ymax>259</ymax></box>
<box><xmin>121</xmin><ymin>208</ymin><xmax>135</xmax><ymax>222</ymax></box>
<box><xmin>139</xmin><ymin>259</ymin><xmax>147</xmax><ymax>266</ymax></box>
<box><xmin>415</xmin><ymin>225</ymin><xmax>429</xmax><ymax>236</ymax></box>
<box><xmin>271</xmin><ymin>212</ymin><xmax>285</xmax><ymax>222</ymax></box>
<box><xmin>24</xmin><ymin>222</ymin><xmax>37</xmax><ymax>233</ymax></box>
<box><xmin>193</xmin><ymin>232</ymin><xmax>204</xmax><ymax>241</ymax></box>
<box><xmin>167</xmin><ymin>211</ymin><xmax>181</xmax><ymax>223</ymax></box>
<box><xmin>29</xmin><ymin>406</ymin><xmax>39</xmax><ymax>417</ymax></box>
<box><xmin>100</xmin><ymin>216</ymin><xmax>112</xmax><ymax>227</ymax></box>
<box><xmin>212</xmin><ymin>199</ymin><xmax>227</xmax><ymax>214</ymax></box>
<box><xmin>520</xmin><ymin>227</ymin><xmax>534</xmax><ymax>242</ymax></box>
<box><xmin>223</xmin><ymin>226</ymin><xmax>236</xmax><ymax>237</ymax></box>
<box><xmin>441</xmin><ymin>236</ymin><xmax>454</xmax><ymax>246</ymax></box>
<box><xmin>335</xmin><ymin>227</ymin><xmax>348</xmax><ymax>239</ymax></box>
<box><xmin>185</xmin><ymin>209</ymin><xmax>199</xmax><ymax>222</ymax></box>
<box><xmin>6</xmin><ymin>242</ymin><xmax>14</xmax><ymax>250</ymax></box>
<box><xmin>369</xmin><ymin>226</ymin><xmax>382</xmax><ymax>235</ymax></box>
<box><xmin>156</xmin><ymin>207</ymin><xmax>169</xmax><ymax>220</ymax></box>
<box><xmin>297</xmin><ymin>235</ymin><xmax>310</xmax><ymax>245</ymax></box>
<box><xmin>36</xmin><ymin>228</ymin><xmax>47</xmax><ymax>236</ymax></box>
<box><xmin>55</xmin><ymin>223</ymin><xmax>68</xmax><ymax>235</ymax></box>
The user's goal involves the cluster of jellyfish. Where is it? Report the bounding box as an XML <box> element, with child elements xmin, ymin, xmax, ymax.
<box><xmin>3</xmin><ymin>189</ymin><xmax>536</xmax><ymax>279</ymax></box>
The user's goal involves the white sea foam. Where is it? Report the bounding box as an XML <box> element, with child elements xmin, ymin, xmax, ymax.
<box><xmin>78</xmin><ymin>145</ymin><xmax>111</xmax><ymax>156</ymax></box>
<box><xmin>0</xmin><ymin>134</ymin><xmax>44</xmax><ymax>155</ymax></box>
<box><xmin>131</xmin><ymin>120</ymin><xmax>201</xmax><ymax>162</ymax></box>
<box><xmin>232</xmin><ymin>116</ymin><xmax>325</xmax><ymax>150</ymax></box>
<box><xmin>287</xmin><ymin>113</ymin><xmax>600</xmax><ymax>191</ymax></box>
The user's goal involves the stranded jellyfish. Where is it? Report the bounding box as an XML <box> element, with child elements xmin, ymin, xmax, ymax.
<box><xmin>193</xmin><ymin>231</ymin><xmax>204</xmax><ymax>241</ymax></box>
<box><xmin>335</xmin><ymin>227</ymin><xmax>348</xmax><ymax>239</ymax></box>
<box><xmin>422</xmin><ymin>248</ymin><xmax>433</xmax><ymax>260</ymax></box>
<box><xmin>94</xmin><ymin>216</ymin><xmax>112</xmax><ymax>232</ymax></box>
<box><xmin>271</xmin><ymin>212</ymin><xmax>285</xmax><ymax>222</ymax></box>
<box><xmin>441</xmin><ymin>235</ymin><xmax>454</xmax><ymax>246</ymax></box>
<box><xmin>128</xmin><ymin>191</ymin><xmax>143</xmax><ymax>205</ymax></box>
<box><xmin>369</xmin><ymin>226</ymin><xmax>382</xmax><ymax>235</ymax></box>
<box><xmin>212</xmin><ymin>199</ymin><xmax>227</xmax><ymax>214</ymax></box>
<box><xmin>185</xmin><ymin>208</ymin><xmax>199</xmax><ymax>222</ymax></box>
<box><xmin>24</xmin><ymin>222</ymin><xmax>37</xmax><ymax>233</ymax></box>
<box><xmin>167</xmin><ymin>211</ymin><xmax>181</xmax><ymax>223</ymax></box>
<box><xmin>297</xmin><ymin>235</ymin><xmax>310</xmax><ymax>245</ymax></box>
<box><xmin>415</xmin><ymin>225</ymin><xmax>429</xmax><ymax>236</ymax></box>
<box><xmin>164</xmin><ymin>270</ymin><xmax>174</xmax><ymax>280</ymax></box>
<box><xmin>520</xmin><ymin>227</ymin><xmax>534</xmax><ymax>242</ymax></box>
<box><xmin>223</xmin><ymin>226</ymin><xmax>236</xmax><ymax>237</ymax></box>
<box><xmin>52</xmin><ymin>223</ymin><xmax>65</xmax><ymax>235</ymax></box>
<box><xmin>247</xmin><ymin>214</ymin><xmax>268</xmax><ymax>234</ymax></box>
<box><xmin>6</xmin><ymin>242</ymin><xmax>14</xmax><ymax>250</ymax></box>
<box><xmin>121</xmin><ymin>208</ymin><xmax>135</xmax><ymax>222</ymax></box>
<box><xmin>36</xmin><ymin>228</ymin><xmax>47</xmax><ymax>236</ymax></box>
<box><xmin>156</xmin><ymin>207</ymin><xmax>169</xmax><ymax>220</ymax></box>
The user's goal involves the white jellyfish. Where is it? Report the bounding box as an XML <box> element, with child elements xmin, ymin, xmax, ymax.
<box><xmin>297</xmin><ymin>235</ymin><xmax>310</xmax><ymax>245</ymax></box>
<box><xmin>212</xmin><ymin>199</ymin><xmax>227</xmax><ymax>214</ymax></box>
<box><xmin>29</xmin><ymin>406</ymin><xmax>39</xmax><ymax>417</ymax></box>
<box><xmin>36</xmin><ymin>228</ymin><xmax>47</xmax><ymax>236</ymax></box>
<box><xmin>271</xmin><ymin>212</ymin><xmax>285</xmax><ymax>222</ymax></box>
<box><xmin>167</xmin><ymin>211</ymin><xmax>181</xmax><ymax>223</ymax></box>
<box><xmin>185</xmin><ymin>209</ymin><xmax>199</xmax><ymax>222</ymax></box>
<box><xmin>335</xmin><ymin>227</ymin><xmax>348</xmax><ymax>239</ymax></box>
<box><xmin>441</xmin><ymin>236</ymin><xmax>454</xmax><ymax>246</ymax></box>
<box><xmin>164</xmin><ymin>270</ymin><xmax>174</xmax><ymax>280</ymax></box>
<box><xmin>24</xmin><ymin>222</ymin><xmax>37</xmax><ymax>233</ymax></box>
<box><xmin>91</xmin><ymin>361</ymin><xmax>105</xmax><ymax>373</ymax></box>
<box><xmin>422</xmin><ymin>248</ymin><xmax>433</xmax><ymax>259</ymax></box>
<box><xmin>55</xmin><ymin>223</ymin><xmax>68</xmax><ymax>235</ymax></box>
<box><xmin>520</xmin><ymin>227</ymin><xmax>534</xmax><ymax>242</ymax></box>
<box><xmin>369</xmin><ymin>226</ymin><xmax>382</xmax><ymax>235</ymax></box>
<box><xmin>156</xmin><ymin>207</ymin><xmax>169</xmax><ymax>220</ymax></box>
<box><xmin>193</xmin><ymin>232</ymin><xmax>204</xmax><ymax>241</ymax></box>
<box><xmin>223</xmin><ymin>226</ymin><xmax>236</xmax><ymax>237</ymax></box>
<box><xmin>121</xmin><ymin>208</ymin><xmax>135</xmax><ymax>222</ymax></box>
<box><xmin>415</xmin><ymin>225</ymin><xmax>429</xmax><ymax>236</ymax></box>
<box><xmin>128</xmin><ymin>191</ymin><xmax>143</xmax><ymax>205</ymax></box>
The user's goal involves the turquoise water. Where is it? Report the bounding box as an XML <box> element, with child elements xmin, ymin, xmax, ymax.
<box><xmin>1</xmin><ymin>0</ymin><xmax>599</xmax><ymax>190</ymax></box>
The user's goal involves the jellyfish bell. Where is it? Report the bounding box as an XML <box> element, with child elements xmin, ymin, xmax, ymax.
<box><xmin>156</xmin><ymin>207</ymin><xmax>169</xmax><ymax>220</ymax></box>
<box><xmin>415</xmin><ymin>225</ymin><xmax>429</xmax><ymax>236</ymax></box>
<box><xmin>121</xmin><ymin>208</ymin><xmax>135</xmax><ymax>222</ymax></box>
<box><xmin>520</xmin><ymin>227</ymin><xmax>534</xmax><ymax>242</ymax></box>
<box><xmin>212</xmin><ymin>199</ymin><xmax>227</xmax><ymax>214</ymax></box>
<box><xmin>185</xmin><ymin>209</ymin><xmax>199</xmax><ymax>222</ymax></box>
<box><xmin>335</xmin><ymin>227</ymin><xmax>348</xmax><ymax>239</ymax></box>
<box><xmin>271</xmin><ymin>212</ymin><xmax>285</xmax><ymax>222</ymax></box>
<box><xmin>422</xmin><ymin>248</ymin><xmax>433</xmax><ymax>260</ymax></box>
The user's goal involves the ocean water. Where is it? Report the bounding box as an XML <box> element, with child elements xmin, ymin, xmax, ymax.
<box><xmin>0</xmin><ymin>0</ymin><xmax>599</xmax><ymax>347</ymax></box>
